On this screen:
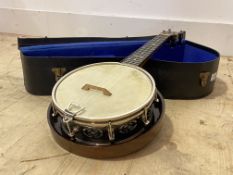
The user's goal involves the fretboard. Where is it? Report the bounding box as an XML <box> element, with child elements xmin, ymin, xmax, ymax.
<box><xmin>121</xmin><ymin>34</ymin><xmax>169</xmax><ymax>66</ymax></box>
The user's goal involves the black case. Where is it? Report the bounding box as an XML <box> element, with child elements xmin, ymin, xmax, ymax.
<box><xmin>18</xmin><ymin>36</ymin><xmax>220</xmax><ymax>99</ymax></box>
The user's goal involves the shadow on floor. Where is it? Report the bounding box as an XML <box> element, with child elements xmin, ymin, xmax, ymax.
<box><xmin>205</xmin><ymin>78</ymin><xmax>228</xmax><ymax>99</ymax></box>
<box><xmin>109</xmin><ymin>114</ymin><xmax>174</xmax><ymax>160</ymax></box>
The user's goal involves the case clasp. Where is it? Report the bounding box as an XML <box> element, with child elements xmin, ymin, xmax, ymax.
<box><xmin>52</xmin><ymin>67</ymin><xmax>66</xmax><ymax>81</ymax></box>
<box><xmin>200</xmin><ymin>72</ymin><xmax>210</xmax><ymax>87</ymax></box>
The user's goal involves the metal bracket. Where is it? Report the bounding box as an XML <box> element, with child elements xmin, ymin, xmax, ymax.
<box><xmin>108</xmin><ymin>122</ymin><xmax>115</xmax><ymax>141</ymax></box>
<box><xmin>62</xmin><ymin>115</ymin><xmax>76</xmax><ymax>137</ymax></box>
<box><xmin>51</xmin><ymin>103</ymin><xmax>57</xmax><ymax>117</ymax></box>
<box><xmin>200</xmin><ymin>72</ymin><xmax>210</xmax><ymax>87</ymax></box>
<box><xmin>62</xmin><ymin>103</ymin><xmax>85</xmax><ymax>137</ymax></box>
<box><xmin>64</xmin><ymin>103</ymin><xmax>85</xmax><ymax>117</ymax></box>
<box><xmin>142</xmin><ymin>107</ymin><xmax>150</xmax><ymax>125</ymax></box>
<box><xmin>52</xmin><ymin>67</ymin><xmax>66</xmax><ymax>81</ymax></box>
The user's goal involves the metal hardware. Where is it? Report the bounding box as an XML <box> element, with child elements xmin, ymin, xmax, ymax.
<box><xmin>51</xmin><ymin>104</ymin><xmax>57</xmax><ymax>117</ymax></box>
<box><xmin>178</xmin><ymin>30</ymin><xmax>186</xmax><ymax>44</ymax></box>
<box><xmin>108</xmin><ymin>122</ymin><xmax>115</xmax><ymax>141</ymax></box>
<box><xmin>65</xmin><ymin>103</ymin><xmax>85</xmax><ymax>116</ymax></box>
<box><xmin>161</xmin><ymin>29</ymin><xmax>186</xmax><ymax>46</ymax></box>
<box><xmin>200</xmin><ymin>72</ymin><xmax>210</xmax><ymax>87</ymax></box>
<box><xmin>210</xmin><ymin>72</ymin><xmax>217</xmax><ymax>82</ymax></box>
<box><xmin>52</xmin><ymin>67</ymin><xmax>66</xmax><ymax>81</ymax></box>
<box><xmin>63</xmin><ymin>116</ymin><xmax>75</xmax><ymax>137</ymax></box>
<box><xmin>142</xmin><ymin>107</ymin><xmax>150</xmax><ymax>125</ymax></box>
<box><xmin>161</xmin><ymin>29</ymin><xmax>172</xmax><ymax>36</ymax></box>
<box><xmin>82</xmin><ymin>84</ymin><xmax>112</xmax><ymax>96</ymax></box>
<box><xmin>62</xmin><ymin>116</ymin><xmax>80</xmax><ymax>137</ymax></box>
<box><xmin>62</xmin><ymin>103</ymin><xmax>85</xmax><ymax>137</ymax></box>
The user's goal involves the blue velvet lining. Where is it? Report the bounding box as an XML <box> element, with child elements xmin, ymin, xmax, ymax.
<box><xmin>20</xmin><ymin>39</ymin><xmax>218</xmax><ymax>63</ymax></box>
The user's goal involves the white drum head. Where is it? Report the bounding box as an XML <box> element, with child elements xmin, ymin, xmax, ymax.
<box><xmin>52</xmin><ymin>62</ymin><xmax>156</xmax><ymax>123</ymax></box>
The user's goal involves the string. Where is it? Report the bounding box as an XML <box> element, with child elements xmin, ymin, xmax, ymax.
<box><xmin>122</xmin><ymin>34</ymin><xmax>169</xmax><ymax>66</ymax></box>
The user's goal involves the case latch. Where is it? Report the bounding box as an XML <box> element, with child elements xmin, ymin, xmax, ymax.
<box><xmin>52</xmin><ymin>67</ymin><xmax>66</xmax><ymax>81</ymax></box>
<box><xmin>200</xmin><ymin>72</ymin><xmax>210</xmax><ymax>87</ymax></box>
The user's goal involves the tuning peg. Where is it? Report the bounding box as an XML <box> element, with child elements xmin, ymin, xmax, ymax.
<box><xmin>178</xmin><ymin>30</ymin><xmax>186</xmax><ymax>44</ymax></box>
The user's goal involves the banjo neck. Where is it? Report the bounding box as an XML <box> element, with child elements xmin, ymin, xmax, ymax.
<box><xmin>121</xmin><ymin>34</ymin><xmax>170</xmax><ymax>66</ymax></box>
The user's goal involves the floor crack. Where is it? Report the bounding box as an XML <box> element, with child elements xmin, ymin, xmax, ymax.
<box><xmin>20</xmin><ymin>153</ymin><xmax>70</xmax><ymax>163</ymax></box>
<box><xmin>20</xmin><ymin>165</ymin><xmax>36</xmax><ymax>175</ymax></box>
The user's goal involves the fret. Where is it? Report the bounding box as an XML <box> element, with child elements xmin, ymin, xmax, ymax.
<box><xmin>121</xmin><ymin>34</ymin><xmax>169</xmax><ymax>66</ymax></box>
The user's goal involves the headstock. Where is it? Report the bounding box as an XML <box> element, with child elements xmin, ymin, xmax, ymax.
<box><xmin>161</xmin><ymin>29</ymin><xmax>186</xmax><ymax>46</ymax></box>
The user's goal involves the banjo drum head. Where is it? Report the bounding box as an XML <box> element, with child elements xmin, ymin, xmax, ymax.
<box><xmin>52</xmin><ymin>62</ymin><xmax>156</xmax><ymax>123</ymax></box>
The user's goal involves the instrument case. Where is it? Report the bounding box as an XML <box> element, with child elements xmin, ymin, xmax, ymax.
<box><xmin>18</xmin><ymin>36</ymin><xmax>220</xmax><ymax>99</ymax></box>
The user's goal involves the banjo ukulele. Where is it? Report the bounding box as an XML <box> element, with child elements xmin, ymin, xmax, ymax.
<box><xmin>50</xmin><ymin>30</ymin><xmax>185</xmax><ymax>157</ymax></box>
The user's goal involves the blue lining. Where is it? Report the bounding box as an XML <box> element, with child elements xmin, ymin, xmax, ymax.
<box><xmin>20</xmin><ymin>40</ymin><xmax>218</xmax><ymax>63</ymax></box>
